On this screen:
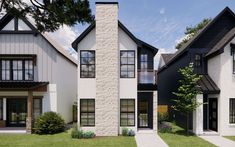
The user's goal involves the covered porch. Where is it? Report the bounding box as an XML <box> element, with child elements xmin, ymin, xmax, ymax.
<box><xmin>0</xmin><ymin>81</ymin><xmax>48</xmax><ymax>133</ymax></box>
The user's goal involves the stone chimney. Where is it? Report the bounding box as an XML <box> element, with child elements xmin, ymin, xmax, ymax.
<box><xmin>95</xmin><ymin>2</ymin><xmax>119</xmax><ymax>136</ymax></box>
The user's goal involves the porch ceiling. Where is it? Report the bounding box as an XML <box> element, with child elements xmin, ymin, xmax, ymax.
<box><xmin>198</xmin><ymin>75</ymin><xmax>220</xmax><ymax>94</ymax></box>
<box><xmin>0</xmin><ymin>81</ymin><xmax>49</xmax><ymax>91</ymax></box>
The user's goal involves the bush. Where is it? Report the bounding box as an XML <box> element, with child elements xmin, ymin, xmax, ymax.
<box><xmin>158</xmin><ymin>112</ymin><xmax>169</xmax><ymax>124</ymax></box>
<box><xmin>83</xmin><ymin>131</ymin><xmax>95</xmax><ymax>139</ymax></box>
<box><xmin>122</xmin><ymin>127</ymin><xmax>129</xmax><ymax>136</ymax></box>
<box><xmin>34</xmin><ymin>111</ymin><xmax>65</xmax><ymax>135</ymax></box>
<box><xmin>71</xmin><ymin>126</ymin><xmax>83</xmax><ymax>139</ymax></box>
<box><xmin>158</xmin><ymin>121</ymin><xmax>172</xmax><ymax>133</ymax></box>
<box><xmin>128</xmin><ymin>129</ymin><xmax>135</xmax><ymax>136</ymax></box>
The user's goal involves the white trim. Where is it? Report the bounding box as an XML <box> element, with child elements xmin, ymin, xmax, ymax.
<box><xmin>3</xmin><ymin>98</ymin><xmax>6</xmax><ymax>121</ymax></box>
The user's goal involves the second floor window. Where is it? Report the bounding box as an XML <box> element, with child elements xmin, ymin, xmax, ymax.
<box><xmin>80</xmin><ymin>51</ymin><xmax>95</xmax><ymax>78</ymax></box>
<box><xmin>0</xmin><ymin>59</ymin><xmax>34</xmax><ymax>81</ymax></box>
<box><xmin>140</xmin><ymin>54</ymin><xmax>148</xmax><ymax>70</ymax></box>
<box><xmin>194</xmin><ymin>54</ymin><xmax>202</xmax><ymax>67</ymax></box>
<box><xmin>120</xmin><ymin>51</ymin><xmax>135</xmax><ymax>78</ymax></box>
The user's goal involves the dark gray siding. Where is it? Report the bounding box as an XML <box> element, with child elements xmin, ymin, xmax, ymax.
<box><xmin>138</xmin><ymin>47</ymin><xmax>155</xmax><ymax>70</ymax></box>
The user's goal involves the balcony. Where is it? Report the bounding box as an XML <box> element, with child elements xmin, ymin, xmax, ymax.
<box><xmin>138</xmin><ymin>69</ymin><xmax>157</xmax><ymax>85</ymax></box>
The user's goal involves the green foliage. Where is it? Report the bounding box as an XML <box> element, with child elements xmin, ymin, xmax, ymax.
<box><xmin>71</xmin><ymin>126</ymin><xmax>83</xmax><ymax>139</ymax></box>
<box><xmin>122</xmin><ymin>127</ymin><xmax>129</xmax><ymax>136</ymax></box>
<box><xmin>128</xmin><ymin>129</ymin><xmax>135</xmax><ymax>136</ymax></box>
<box><xmin>82</xmin><ymin>131</ymin><xmax>95</xmax><ymax>139</ymax></box>
<box><xmin>0</xmin><ymin>0</ymin><xmax>94</xmax><ymax>32</ymax></box>
<box><xmin>34</xmin><ymin>111</ymin><xmax>65</xmax><ymax>135</ymax></box>
<box><xmin>176</xmin><ymin>18</ymin><xmax>212</xmax><ymax>49</ymax></box>
<box><xmin>158</xmin><ymin>112</ymin><xmax>169</xmax><ymax>123</ymax></box>
<box><xmin>158</xmin><ymin>122</ymin><xmax>172</xmax><ymax>133</ymax></box>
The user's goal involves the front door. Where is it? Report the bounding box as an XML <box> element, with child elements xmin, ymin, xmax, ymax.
<box><xmin>138</xmin><ymin>93</ymin><xmax>153</xmax><ymax>128</ymax></box>
<box><xmin>209</xmin><ymin>98</ymin><xmax>218</xmax><ymax>131</ymax></box>
<box><xmin>7</xmin><ymin>99</ymin><xmax>27</xmax><ymax>127</ymax></box>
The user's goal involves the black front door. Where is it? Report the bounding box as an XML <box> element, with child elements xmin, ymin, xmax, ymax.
<box><xmin>209</xmin><ymin>98</ymin><xmax>218</xmax><ymax>131</ymax></box>
<box><xmin>138</xmin><ymin>92</ymin><xmax>153</xmax><ymax>128</ymax></box>
<box><xmin>7</xmin><ymin>99</ymin><xmax>27</xmax><ymax>127</ymax></box>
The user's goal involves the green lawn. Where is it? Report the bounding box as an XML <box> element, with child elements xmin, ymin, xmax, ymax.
<box><xmin>159</xmin><ymin>123</ymin><xmax>216</xmax><ymax>147</ymax></box>
<box><xmin>224</xmin><ymin>136</ymin><xmax>235</xmax><ymax>141</ymax></box>
<box><xmin>0</xmin><ymin>132</ymin><xmax>136</xmax><ymax>147</ymax></box>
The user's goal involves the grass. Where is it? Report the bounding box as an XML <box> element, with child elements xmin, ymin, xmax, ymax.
<box><xmin>158</xmin><ymin>123</ymin><xmax>216</xmax><ymax>147</ymax></box>
<box><xmin>224</xmin><ymin>136</ymin><xmax>235</xmax><ymax>141</ymax></box>
<box><xmin>0</xmin><ymin>131</ymin><xmax>136</xmax><ymax>147</ymax></box>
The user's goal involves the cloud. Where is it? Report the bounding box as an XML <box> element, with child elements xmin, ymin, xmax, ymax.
<box><xmin>160</xmin><ymin>8</ymin><xmax>165</xmax><ymax>15</ymax></box>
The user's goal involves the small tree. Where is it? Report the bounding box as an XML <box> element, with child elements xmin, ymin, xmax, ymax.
<box><xmin>172</xmin><ymin>63</ymin><xmax>202</xmax><ymax>135</ymax></box>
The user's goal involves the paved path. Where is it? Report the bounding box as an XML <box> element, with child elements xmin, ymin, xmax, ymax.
<box><xmin>135</xmin><ymin>130</ymin><xmax>168</xmax><ymax>147</ymax></box>
<box><xmin>199</xmin><ymin>135</ymin><xmax>235</xmax><ymax>147</ymax></box>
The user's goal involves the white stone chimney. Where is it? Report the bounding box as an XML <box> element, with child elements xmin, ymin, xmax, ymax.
<box><xmin>95</xmin><ymin>2</ymin><xmax>119</xmax><ymax>136</ymax></box>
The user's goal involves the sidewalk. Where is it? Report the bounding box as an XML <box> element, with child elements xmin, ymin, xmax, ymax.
<box><xmin>135</xmin><ymin>130</ymin><xmax>168</xmax><ymax>147</ymax></box>
<box><xmin>199</xmin><ymin>135</ymin><xmax>235</xmax><ymax>147</ymax></box>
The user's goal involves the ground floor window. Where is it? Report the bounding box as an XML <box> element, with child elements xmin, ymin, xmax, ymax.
<box><xmin>80</xmin><ymin>99</ymin><xmax>95</xmax><ymax>126</ymax></box>
<box><xmin>230</xmin><ymin>98</ymin><xmax>235</xmax><ymax>123</ymax></box>
<box><xmin>0</xmin><ymin>99</ymin><xmax>3</xmax><ymax>120</ymax></box>
<box><xmin>33</xmin><ymin>98</ymin><xmax>42</xmax><ymax>120</ymax></box>
<box><xmin>120</xmin><ymin>99</ymin><xmax>135</xmax><ymax>126</ymax></box>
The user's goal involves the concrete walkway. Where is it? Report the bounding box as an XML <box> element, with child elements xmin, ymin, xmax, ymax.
<box><xmin>135</xmin><ymin>130</ymin><xmax>168</xmax><ymax>147</ymax></box>
<box><xmin>199</xmin><ymin>135</ymin><xmax>235</xmax><ymax>147</ymax></box>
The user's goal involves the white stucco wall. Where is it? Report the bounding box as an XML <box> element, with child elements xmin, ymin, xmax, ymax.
<box><xmin>208</xmin><ymin>36</ymin><xmax>235</xmax><ymax>136</ymax></box>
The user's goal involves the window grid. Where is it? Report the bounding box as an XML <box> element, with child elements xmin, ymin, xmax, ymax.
<box><xmin>1</xmin><ymin>60</ymin><xmax>10</xmax><ymax>80</ymax></box>
<box><xmin>120</xmin><ymin>99</ymin><xmax>135</xmax><ymax>126</ymax></box>
<box><xmin>140</xmin><ymin>54</ymin><xmax>148</xmax><ymax>70</ymax></box>
<box><xmin>13</xmin><ymin>60</ymin><xmax>23</xmax><ymax>80</ymax></box>
<box><xmin>120</xmin><ymin>51</ymin><xmax>135</xmax><ymax>78</ymax></box>
<box><xmin>80</xmin><ymin>51</ymin><xmax>95</xmax><ymax>78</ymax></box>
<box><xmin>80</xmin><ymin>99</ymin><xmax>95</xmax><ymax>126</ymax></box>
<box><xmin>230</xmin><ymin>98</ymin><xmax>235</xmax><ymax>124</ymax></box>
<box><xmin>195</xmin><ymin>54</ymin><xmax>202</xmax><ymax>67</ymax></box>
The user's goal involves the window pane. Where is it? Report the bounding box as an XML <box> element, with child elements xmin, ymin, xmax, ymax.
<box><xmin>80</xmin><ymin>99</ymin><xmax>95</xmax><ymax>126</ymax></box>
<box><xmin>120</xmin><ymin>99</ymin><xmax>135</xmax><ymax>126</ymax></box>
<box><xmin>230</xmin><ymin>99</ymin><xmax>235</xmax><ymax>123</ymax></box>
<box><xmin>80</xmin><ymin>51</ymin><xmax>95</xmax><ymax>78</ymax></box>
<box><xmin>121</xmin><ymin>65</ymin><xmax>128</xmax><ymax>72</ymax></box>
<box><xmin>120</xmin><ymin>51</ymin><xmax>135</xmax><ymax>78</ymax></box>
<box><xmin>128</xmin><ymin>52</ymin><xmax>134</xmax><ymax>57</ymax></box>
<box><xmin>120</xmin><ymin>52</ymin><xmax>128</xmax><ymax>57</ymax></box>
<box><xmin>128</xmin><ymin>58</ymin><xmax>135</xmax><ymax>64</ymax></box>
<box><xmin>121</xmin><ymin>57</ymin><xmax>128</xmax><ymax>64</ymax></box>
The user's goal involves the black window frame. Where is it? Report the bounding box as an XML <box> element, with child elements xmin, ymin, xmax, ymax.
<box><xmin>1</xmin><ymin>60</ymin><xmax>11</xmax><ymax>81</ymax></box>
<box><xmin>33</xmin><ymin>98</ymin><xmax>42</xmax><ymax>121</ymax></box>
<box><xmin>0</xmin><ymin>98</ymin><xmax>3</xmax><ymax>120</ymax></box>
<box><xmin>80</xmin><ymin>50</ymin><xmax>96</xmax><ymax>78</ymax></box>
<box><xmin>230</xmin><ymin>98</ymin><xmax>235</xmax><ymax>124</ymax></box>
<box><xmin>0</xmin><ymin>59</ymin><xmax>34</xmax><ymax>81</ymax></box>
<box><xmin>233</xmin><ymin>49</ymin><xmax>235</xmax><ymax>74</ymax></box>
<box><xmin>120</xmin><ymin>50</ymin><xmax>135</xmax><ymax>78</ymax></box>
<box><xmin>194</xmin><ymin>54</ymin><xmax>202</xmax><ymax>67</ymax></box>
<box><xmin>80</xmin><ymin>99</ymin><xmax>95</xmax><ymax>127</ymax></box>
<box><xmin>140</xmin><ymin>54</ymin><xmax>148</xmax><ymax>70</ymax></box>
<box><xmin>120</xmin><ymin>99</ymin><xmax>135</xmax><ymax>127</ymax></box>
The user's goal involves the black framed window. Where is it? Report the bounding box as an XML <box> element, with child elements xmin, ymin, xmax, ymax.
<box><xmin>140</xmin><ymin>54</ymin><xmax>148</xmax><ymax>70</ymax></box>
<box><xmin>33</xmin><ymin>98</ymin><xmax>42</xmax><ymax>120</ymax></box>
<box><xmin>120</xmin><ymin>99</ymin><xmax>135</xmax><ymax>126</ymax></box>
<box><xmin>233</xmin><ymin>50</ymin><xmax>235</xmax><ymax>74</ymax></box>
<box><xmin>120</xmin><ymin>51</ymin><xmax>135</xmax><ymax>78</ymax></box>
<box><xmin>80</xmin><ymin>99</ymin><xmax>95</xmax><ymax>126</ymax></box>
<box><xmin>80</xmin><ymin>51</ymin><xmax>95</xmax><ymax>78</ymax></box>
<box><xmin>230</xmin><ymin>98</ymin><xmax>235</xmax><ymax>124</ymax></box>
<box><xmin>0</xmin><ymin>99</ymin><xmax>3</xmax><ymax>120</ymax></box>
<box><xmin>0</xmin><ymin>59</ymin><xmax>34</xmax><ymax>81</ymax></box>
<box><xmin>194</xmin><ymin>54</ymin><xmax>202</xmax><ymax>67</ymax></box>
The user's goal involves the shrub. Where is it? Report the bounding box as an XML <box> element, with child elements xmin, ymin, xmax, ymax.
<box><xmin>158</xmin><ymin>121</ymin><xmax>172</xmax><ymax>133</ymax></box>
<box><xmin>71</xmin><ymin>126</ymin><xmax>83</xmax><ymax>139</ymax></box>
<box><xmin>122</xmin><ymin>127</ymin><xmax>129</xmax><ymax>136</ymax></box>
<box><xmin>158</xmin><ymin>112</ymin><xmax>169</xmax><ymax>124</ymax></box>
<box><xmin>128</xmin><ymin>129</ymin><xmax>135</xmax><ymax>136</ymax></box>
<box><xmin>34</xmin><ymin>111</ymin><xmax>65</xmax><ymax>135</ymax></box>
<box><xmin>82</xmin><ymin>131</ymin><xmax>95</xmax><ymax>139</ymax></box>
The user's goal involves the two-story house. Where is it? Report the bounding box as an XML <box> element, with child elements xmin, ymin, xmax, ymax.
<box><xmin>72</xmin><ymin>2</ymin><xmax>158</xmax><ymax>136</ymax></box>
<box><xmin>0</xmin><ymin>11</ymin><xmax>77</xmax><ymax>133</ymax></box>
<box><xmin>158</xmin><ymin>7</ymin><xmax>235</xmax><ymax>136</ymax></box>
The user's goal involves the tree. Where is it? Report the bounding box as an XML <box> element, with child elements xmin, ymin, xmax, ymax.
<box><xmin>0</xmin><ymin>0</ymin><xmax>94</xmax><ymax>32</ymax></box>
<box><xmin>172</xmin><ymin>63</ymin><xmax>202</xmax><ymax>135</ymax></box>
<box><xmin>176</xmin><ymin>18</ymin><xmax>212</xmax><ymax>49</ymax></box>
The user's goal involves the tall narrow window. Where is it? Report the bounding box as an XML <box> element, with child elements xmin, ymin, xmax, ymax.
<box><xmin>80</xmin><ymin>51</ymin><xmax>95</xmax><ymax>78</ymax></box>
<box><xmin>120</xmin><ymin>51</ymin><xmax>135</xmax><ymax>78</ymax></box>
<box><xmin>25</xmin><ymin>60</ymin><xmax>34</xmax><ymax>80</ymax></box>
<box><xmin>33</xmin><ymin>98</ymin><xmax>42</xmax><ymax>120</ymax></box>
<box><xmin>80</xmin><ymin>99</ymin><xmax>95</xmax><ymax>126</ymax></box>
<box><xmin>140</xmin><ymin>54</ymin><xmax>148</xmax><ymax>70</ymax></box>
<box><xmin>0</xmin><ymin>99</ymin><xmax>3</xmax><ymax>120</ymax></box>
<box><xmin>120</xmin><ymin>99</ymin><xmax>135</xmax><ymax>126</ymax></box>
<box><xmin>194</xmin><ymin>54</ymin><xmax>202</xmax><ymax>67</ymax></box>
<box><xmin>13</xmin><ymin>60</ymin><xmax>23</xmax><ymax>80</ymax></box>
<box><xmin>1</xmin><ymin>60</ymin><xmax>10</xmax><ymax>80</ymax></box>
<box><xmin>230</xmin><ymin>98</ymin><xmax>235</xmax><ymax>124</ymax></box>
<box><xmin>233</xmin><ymin>50</ymin><xmax>235</xmax><ymax>74</ymax></box>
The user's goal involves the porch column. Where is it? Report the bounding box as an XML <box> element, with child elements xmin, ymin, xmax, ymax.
<box><xmin>3</xmin><ymin>98</ymin><xmax>6</xmax><ymax>120</ymax></box>
<box><xmin>193</xmin><ymin>94</ymin><xmax>203</xmax><ymax>135</ymax></box>
<box><xmin>153</xmin><ymin>91</ymin><xmax>158</xmax><ymax>132</ymax></box>
<box><xmin>26</xmin><ymin>91</ymin><xmax>33</xmax><ymax>134</ymax></box>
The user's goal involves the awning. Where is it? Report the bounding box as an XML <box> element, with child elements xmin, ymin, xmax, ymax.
<box><xmin>0</xmin><ymin>81</ymin><xmax>49</xmax><ymax>91</ymax></box>
<box><xmin>198</xmin><ymin>75</ymin><xmax>220</xmax><ymax>94</ymax></box>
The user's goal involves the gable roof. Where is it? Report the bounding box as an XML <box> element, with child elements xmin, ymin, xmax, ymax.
<box><xmin>72</xmin><ymin>21</ymin><xmax>158</xmax><ymax>54</ymax></box>
<box><xmin>0</xmin><ymin>12</ymin><xmax>77</xmax><ymax>66</ymax></box>
<box><xmin>158</xmin><ymin>7</ymin><xmax>235</xmax><ymax>73</ymax></box>
<box><xmin>161</xmin><ymin>53</ymin><xmax>174</xmax><ymax>64</ymax></box>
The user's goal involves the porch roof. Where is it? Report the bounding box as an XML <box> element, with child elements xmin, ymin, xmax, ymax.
<box><xmin>198</xmin><ymin>75</ymin><xmax>220</xmax><ymax>94</ymax></box>
<box><xmin>0</xmin><ymin>81</ymin><xmax>49</xmax><ymax>91</ymax></box>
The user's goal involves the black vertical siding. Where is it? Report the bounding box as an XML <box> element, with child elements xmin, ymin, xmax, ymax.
<box><xmin>138</xmin><ymin>47</ymin><xmax>155</xmax><ymax>70</ymax></box>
